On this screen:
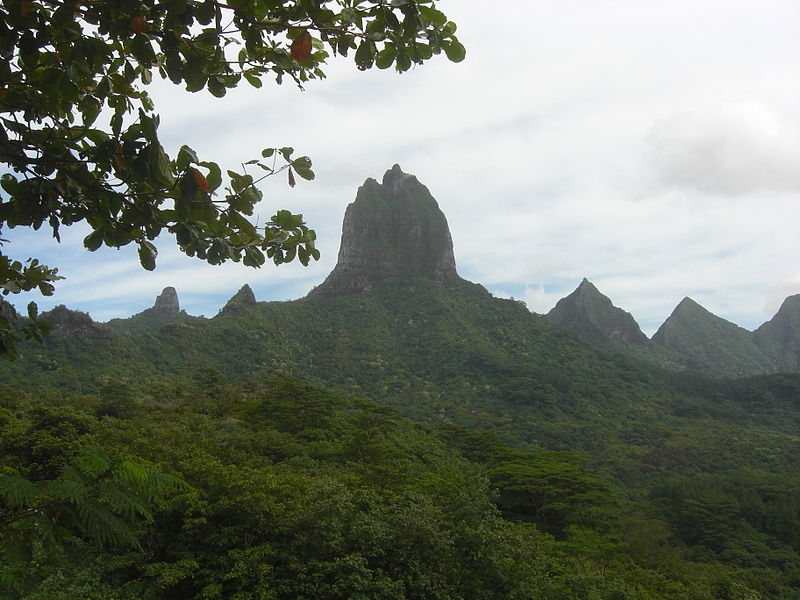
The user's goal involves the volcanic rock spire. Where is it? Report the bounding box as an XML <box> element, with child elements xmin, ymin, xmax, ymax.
<box><xmin>312</xmin><ymin>165</ymin><xmax>461</xmax><ymax>296</ymax></box>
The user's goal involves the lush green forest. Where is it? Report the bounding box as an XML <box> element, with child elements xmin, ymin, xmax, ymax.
<box><xmin>3</xmin><ymin>372</ymin><xmax>799</xmax><ymax>599</ymax></box>
<box><xmin>2</xmin><ymin>277</ymin><xmax>800</xmax><ymax>598</ymax></box>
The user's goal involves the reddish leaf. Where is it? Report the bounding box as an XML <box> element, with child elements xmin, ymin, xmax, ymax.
<box><xmin>290</xmin><ymin>32</ymin><xmax>313</xmax><ymax>62</ymax></box>
<box><xmin>191</xmin><ymin>167</ymin><xmax>210</xmax><ymax>193</ymax></box>
<box><xmin>288</xmin><ymin>167</ymin><xmax>296</xmax><ymax>188</ymax></box>
<box><xmin>129</xmin><ymin>15</ymin><xmax>150</xmax><ymax>34</ymax></box>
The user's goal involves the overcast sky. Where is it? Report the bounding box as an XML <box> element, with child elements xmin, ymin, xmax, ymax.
<box><xmin>5</xmin><ymin>0</ymin><xmax>800</xmax><ymax>335</ymax></box>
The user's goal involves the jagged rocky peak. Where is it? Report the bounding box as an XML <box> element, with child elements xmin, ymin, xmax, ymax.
<box><xmin>546</xmin><ymin>278</ymin><xmax>648</xmax><ymax>345</ymax></box>
<box><xmin>310</xmin><ymin>165</ymin><xmax>461</xmax><ymax>297</ymax></box>
<box><xmin>149</xmin><ymin>286</ymin><xmax>180</xmax><ymax>319</ymax></box>
<box><xmin>220</xmin><ymin>284</ymin><xmax>257</xmax><ymax>316</ymax></box>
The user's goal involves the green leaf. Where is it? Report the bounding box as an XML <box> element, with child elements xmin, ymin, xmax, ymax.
<box><xmin>84</xmin><ymin>229</ymin><xmax>104</xmax><ymax>251</ymax></box>
<box><xmin>149</xmin><ymin>143</ymin><xmax>175</xmax><ymax>188</ymax></box>
<box><xmin>26</xmin><ymin>301</ymin><xmax>38</xmax><ymax>320</ymax></box>
<box><xmin>355</xmin><ymin>40</ymin><xmax>375</xmax><ymax>70</ymax></box>
<box><xmin>418</xmin><ymin>6</ymin><xmax>447</xmax><ymax>27</ymax></box>
<box><xmin>137</xmin><ymin>241</ymin><xmax>157</xmax><ymax>271</ymax></box>
<box><xmin>243</xmin><ymin>72</ymin><xmax>263</xmax><ymax>88</ymax></box>
<box><xmin>207</xmin><ymin>76</ymin><xmax>227</xmax><ymax>98</ymax></box>
<box><xmin>395</xmin><ymin>52</ymin><xmax>412</xmax><ymax>72</ymax></box>
<box><xmin>165</xmin><ymin>50</ymin><xmax>183</xmax><ymax>84</ymax></box>
<box><xmin>177</xmin><ymin>145</ymin><xmax>199</xmax><ymax>171</ymax></box>
<box><xmin>375</xmin><ymin>47</ymin><xmax>396</xmax><ymax>70</ymax></box>
<box><xmin>243</xmin><ymin>246</ymin><xmax>265</xmax><ymax>267</ymax></box>
<box><xmin>443</xmin><ymin>39</ymin><xmax>466</xmax><ymax>63</ymax></box>
<box><xmin>200</xmin><ymin>161</ymin><xmax>222</xmax><ymax>191</ymax></box>
<box><xmin>291</xmin><ymin>156</ymin><xmax>314</xmax><ymax>181</ymax></box>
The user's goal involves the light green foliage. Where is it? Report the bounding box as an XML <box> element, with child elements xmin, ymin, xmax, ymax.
<box><xmin>0</xmin><ymin>0</ymin><xmax>463</xmax><ymax>356</ymax></box>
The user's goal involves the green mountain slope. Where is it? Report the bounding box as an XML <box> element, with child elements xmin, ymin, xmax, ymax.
<box><xmin>5</xmin><ymin>277</ymin><xmax>799</xmax><ymax>490</ymax></box>
<box><xmin>755</xmin><ymin>294</ymin><xmax>800</xmax><ymax>372</ymax></box>
<box><xmin>546</xmin><ymin>278</ymin><xmax>649</xmax><ymax>345</ymax></box>
<box><xmin>651</xmin><ymin>297</ymin><xmax>775</xmax><ymax>377</ymax></box>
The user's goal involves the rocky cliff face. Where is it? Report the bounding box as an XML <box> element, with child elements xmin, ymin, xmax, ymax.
<box><xmin>311</xmin><ymin>165</ymin><xmax>461</xmax><ymax>296</ymax></box>
<box><xmin>147</xmin><ymin>287</ymin><xmax>181</xmax><ymax>319</ymax></box>
<box><xmin>545</xmin><ymin>278</ymin><xmax>648</xmax><ymax>345</ymax></box>
<box><xmin>754</xmin><ymin>294</ymin><xmax>800</xmax><ymax>372</ymax></box>
<box><xmin>651</xmin><ymin>297</ymin><xmax>774</xmax><ymax>377</ymax></box>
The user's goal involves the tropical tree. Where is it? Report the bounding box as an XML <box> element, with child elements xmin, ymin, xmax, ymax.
<box><xmin>0</xmin><ymin>0</ymin><xmax>464</xmax><ymax>356</ymax></box>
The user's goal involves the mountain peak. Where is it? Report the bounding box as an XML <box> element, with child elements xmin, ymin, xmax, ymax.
<box><xmin>546</xmin><ymin>278</ymin><xmax>648</xmax><ymax>345</ymax></box>
<box><xmin>41</xmin><ymin>305</ymin><xmax>109</xmax><ymax>339</ymax></box>
<box><xmin>754</xmin><ymin>293</ymin><xmax>800</xmax><ymax>372</ymax></box>
<box><xmin>150</xmin><ymin>287</ymin><xmax>180</xmax><ymax>319</ymax></box>
<box><xmin>311</xmin><ymin>166</ymin><xmax>461</xmax><ymax>297</ymax></box>
<box><xmin>220</xmin><ymin>284</ymin><xmax>257</xmax><ymax>316</ymax></box>
<box><xmin>675</xmin><ymin>296</ymin><xmax>702</xmax><ymax>310</ymax></box>
<box><xmin>652</xmin><ymin>296</ymin><xmax>774</xmax><ymax>377</ymax></box>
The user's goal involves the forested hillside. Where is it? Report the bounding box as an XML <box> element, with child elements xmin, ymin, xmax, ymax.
<box><xmin>2</xmin><ymin>277</ymin><xmax>800</xmax><ymax>598</ymax></box>
<box><xmin>3</xmin><ymin>372</ymin><xmax>799</xmax><ymax>599</ymax></box>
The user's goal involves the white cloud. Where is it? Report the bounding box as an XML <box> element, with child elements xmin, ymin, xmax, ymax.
<box><xmin>645</xmin><ymin>101</ymin><xmax>800</xmax><ymax>194</ymax></box>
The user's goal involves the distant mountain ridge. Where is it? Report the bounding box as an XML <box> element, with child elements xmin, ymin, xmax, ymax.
<box><xmin>547</xmin><ymin>279</ymin><xmax>800</xmax><ymax>378</ymax></box>
<box><xmin>9</xmin><ymin>165</ymin><xmax>800</xmax><ymax>379</ymax></box>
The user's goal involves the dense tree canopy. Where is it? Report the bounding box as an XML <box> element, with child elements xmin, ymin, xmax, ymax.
<box><xmin>0</xmin><ymin>0</ymin><xmax>464</xmax><ymax>356</ymax></box>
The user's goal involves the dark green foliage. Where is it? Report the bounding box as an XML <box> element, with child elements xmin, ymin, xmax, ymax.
<box><xmin>1</xmin><ymin>279</ymin><xmax>800</xmax><ymax>597</ymax></box>
<box><xmin>4</xmin><ymin>374</ymin><xmax>784</xmax><ymax>599</ymax></box>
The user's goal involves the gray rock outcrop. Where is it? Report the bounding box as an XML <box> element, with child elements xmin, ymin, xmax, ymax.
<box><xmin>311</xmin><ymin>165</ymin><xmax>461</xmax><ymax>296</ymax></box>
<box><xmin>41</xmin><ymin>305</ymin><xmax>109</xmax><ymax>339</ymax></box>
<box><xmin>148</xmin><ymin>286</ymin><xmax>180</xmax><ymax>319</ymax></box>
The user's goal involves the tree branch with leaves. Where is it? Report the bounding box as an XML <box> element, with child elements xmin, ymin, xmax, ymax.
<box><xmin>0</xmin><ymin>0</ymin><xmax>464</xmax><ymax>357</ymax></box>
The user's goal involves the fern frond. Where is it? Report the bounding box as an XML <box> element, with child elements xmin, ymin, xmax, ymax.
<box><xmin>113</xmin><ymin>459</ymin><xmax>149</xmax><ymax>487</ymax></box>
<box><xmin>74</xmin><ymin>446</ymin><xmax>112</xmax><ymax>478</ymax></box>
<box><xmin>32</xmin><ymin>512</ymin><xmax>69</xmax><ymax>554</ymax></box>
<box><xmin>0</xmin><ymin>473</ymin><xmax>40</xmax><ymax>509</ymax></box>
<box><xmin>96</xmin><ymin>481</ymin><xmax>153</xmax><ymax>522</ymax></box>
<box><xmin>45</xmin><ymin>476</ymin><xmax>89</xmax><ymax>506</ymax></box>
<box><xmin>77</xmin><ymin>500</ymin><xmax>140</xmax><ymax>548</ymax></box>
